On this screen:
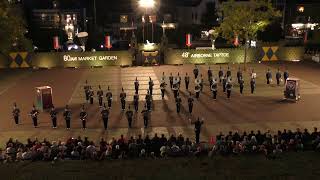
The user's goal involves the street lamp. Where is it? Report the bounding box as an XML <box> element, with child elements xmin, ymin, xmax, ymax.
<box><xmin>139</xmin><ymin>0</ymin><xmax>155</xmax><ymax>43</ymax></box>
<box><xmin>139</xmin><ymin>0</ymin><xmax>155</xmax><ymax>9</ymax></box>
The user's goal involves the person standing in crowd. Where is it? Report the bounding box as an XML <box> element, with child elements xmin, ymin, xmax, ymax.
<box><xmin>210</xmin><ymin>78</ymin><xmax>218</xmax><ymax>100</ymax></box>
<box><xmin>169</xmin><ymin>73</ymin><xmax>174</xmax><ymax>89</ymax></box>
<box><xmin>222</xmin><ymin>75</ymin><xmax>227</xmax><ymax>92</ymax></box>
<box><xmin>126</xmin><ymin>105</ymin><xmax>134</xmax><ymax>128</ymax></box>
<box><xmin>237</xmin><ymin>67</ymin><xmax>242</xmax><ymax>84</ymax></box>
<box><xmin>89</xmin><ymin>86</ymin><xmax>94</xmax><ymax>104</ymax></box>
<box><xmin>133</xmin><ymin>92</ymin><xmax>139</xmax><ymax>112</ymax></box>
<box><xmin>226</xmin><ymin>66</ymin><xmax>231</xmax><ymax>79</ymax></box>
<box><xmin>192</xmin><ymin>117</ymin><xmax>204</xmax><ymax>144</ymax></box>
<box><xmin>199</xmin><ymin>74</ymin><xmax>204</xmax><ymax>92</ymax></box>
<box><xmin>266</xmin><ymin>69</ymin><xmax>272</xmax><ymax>85</ymax></box>
<box><xmin>63</xmin><ymin>105</ymin><xmax>72</xmax><ymax>130</ymax></box>
<box><xmin>177</xmin><ymin>72</ymin><xmax>181</xmax><ymax>87</ymax></box>
<box><xmin>145</xmin><ymin>90</ymin><xmax>152</xmax><ymax>111</ymax></box>
<box><xmin>148</xmin><ymin>77</ymin><xmax>154</xmax><ymax>96</ymax></box>
<box><xmin>284</xmin><ymin>69</ymin><xmax>289</xmax><ymax>82</ymax></box>
<box><xmin>250</xmin><ymin>77</ymin><xmax>256</xmax><ymax>94</ymax></box>
<box><xmin>185</xmin><ymin>73</ymin><xmax>190</xmax><ymax>90</ymax></box>
<box><xmin>188</xmin><ymin>92</ymin><xmax>194</xmax><ymax>114</ymax></box>
<box><xmin>50</xmin><ymin>106</ymin><xmax>58</xmax><ymax>129</ymax></box>
<box><xmin>84</xmin><ymin>80</ymin><xmax>90</xmax><ymax>102</ymax></box>
<box><xmin>141</xmin><ymin>107</ymin><xmax>149</xmax><ymax>128</ymax></box>
<box><xmin>160</xmin><ymin>79</ymin><xmax>167</xmax><ymax>99</ymax></box>
<box><xmin>218</xmin><ymin>66</ymin><xmax>224</xmax><ymax>83</ymax></box>
<box><xmin>134</xmin><ymin>77</ymin><xmax>139</xmax><ymax>94</ymax></box>
<box><xmin>208</xmin><ymin>66</ymin><xmax>213</xmax><ymax>82</ymax></box>
<box><xmin>29</xmin><ymin>105</ymin><xmax>39</xmax><ymax>128</ymax></box>
<box><xmin>239</xmin><ymin>77</ymin><xmax>244</xmax><ymax>94</ymax></box>
<box><xmin>120</xmin><ymin>88</ymin><xmax>126</xmax><ymax>111</ymax></box>
<box><xmin>193</xmin><ymin>65</ymin><xmax>199</xmax><ymax>79</ymax></box>
<box><xmin>101</xmin><ymin>104</ymin><xmax>109</xmax><ymax>130</ymax></box>
<box><xmin>172</xmin><ymin>77</ymin><xmax>179</xmax><ymax>98</ymax></box>
<box><xmin>175</xmin><ymin>93</ymin><xmax>182</xmax><ymax>113</ymax></box>
<box><xmin>80</xmin><ymin>105</ymin><xmax>88</xmax><ymax>130</ymax></box>
<box><xmin>97</xmin><ymin>85</ymin><xmax>104</xmax><ymax>107</ymax></box>
<box><xmin>12</xmin><ymin>102</ymin><xmax>20</xmax><ymax>125</ymax></box>
<box><xmin>106</xmin><ymin>86</ymin><xmax>112</xmax><ymax>109</ymax></box>
<box><xmin>276</xmin><ymin>68</ymin><xmax>282</xmax><ymax>86</ymax></box>
<box><xmin>195</xmin><ymin>83</ymin><xmax>201</xmax><ymax>99</ymax></box>
<box><xmin>226</xmin><ymin>79</ymin><xmax>232</xmax><ymax>99</ymax></box>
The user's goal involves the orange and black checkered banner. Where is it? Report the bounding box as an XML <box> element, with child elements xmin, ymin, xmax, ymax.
<box><xmin>9</xmin><ymin>52</ymin><xmax>32</xmax><ymax>68</ymax></box>
<box><xmin>261</xmin><ymin>46</ymin><xmax>279</xmax><ymax>61</ymax></box>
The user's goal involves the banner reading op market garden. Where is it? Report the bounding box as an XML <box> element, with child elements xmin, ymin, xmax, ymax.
<box><xmin>31</xmin><ymin>51</ymin><xmax>132</xmax><ymax>68</ymax></box>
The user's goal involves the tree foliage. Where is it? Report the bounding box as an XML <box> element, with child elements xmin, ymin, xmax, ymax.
<box><xmin>218</xmin><ymin>0</ymin><xmax>281</xmax><ymax>44</ymax></box>
<box><xmin>0</xmin><ymin>1</ymin><xmax>32</xmax><ymax>54</ymax></box>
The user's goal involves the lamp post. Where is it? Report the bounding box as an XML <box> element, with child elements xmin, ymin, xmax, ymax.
<box><xmin>138</xmin><ymin>0</ymin><xmax>155</xmax><ymax>43</ymax></box>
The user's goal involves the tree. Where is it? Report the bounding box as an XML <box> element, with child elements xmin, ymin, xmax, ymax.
<box><xmin>218</xmin><ymin>0</ymin><xmax>281</xmax><ymax>69</ymax></box>
<box><xmin>0</xmin><ymin>1</ymin><xmax>32</xmax><ymax>54</ymax></box>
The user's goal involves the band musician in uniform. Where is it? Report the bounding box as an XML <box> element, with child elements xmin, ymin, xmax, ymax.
<box><xmin>106</xmin><ymin>86</ymin><xmax>112</xmax><ymax>109</ymax></box>
<box><xmin>50</xmin><ymin>106</ymin><xmax>58</xmax><ymax>128</ymax></box>
<box><xmin>195</xmin><ymin>83</ymin><xmax>201</xmax><ymax>99</ymax></box>
<box><xmin>134</xmin><ymin>77</ymin><xmax>139</xmax><ymax>94</ymax></box>
<box><xmin>169</xmin><ymin>73</ymin><xmax>174</xmax><ymax>89</ymax></box>
<box><xmin>191</xmin><ymin>117</ymin><xmax>204</xmax><ymax>144</ymax></box>
<box><xmin>148</xmin><ymin>77</ymin><xmax>154</xmax><ymax>96</ymax></box>
<box><xmin>141</xmin><ymin>107</ymin><xmax>149</xmax><ymax>128</ymax></box>
<box><xmin>12</xmin><ymin>103</ymin><xmax>20</xmax><ymax>125</ymax></box>
<box><xmin>29</xmin><ymin>105</ymin><xmax>39</xmax><ymax>128</ymax></box>
<box><xmin>175</xmin><ymin>93</ymin><xmax>182</xmax><ymax>113</ymax></box>
<box><xmin>276</xmin><ymin>68</ymin><xmax>282</xmax><ymax>86</ymax></box>
<box><xmin>185</xmin><ymin>73</ymin><xmax>190</xmax><ymax>90</ymax></box>
<box><xmin>239</xmin><ymin>77</ymin><xmax>244</xmax><ymax>94</ymax></box>
<box><xmin>101</xmin><ymin>104</ymin><xmax>109</xmax><ymax>130</ymax></box>
<box><xmin>226</xmin><ymin>80</ymin><xmax>232</xmax><ymax>99</ymax></box>
<box><xmin>89</xmin><ymin>86</ymin><xmax>94</xmax><ymax>104</ymax></box>
<box><xmin>193</xmin><ymin>65</ymin><xmax>199</xmax><ymax>79</ymax></box>
<box><xmin>210</xmin><ymin>78</ymin><xmax>218</xmax><ymax>100</ymax></box>
<box><xmin>97</xmin><ymin>85</ymin><xmax>104</xmax><ymax>107</ymax></box>
<box><xmin>63</xmin><ymin>105</ymin><xmax>72</xmax><ymax>130</ymax></box>
<box><xmin>188</xmin><ymin>93</ymin><xmax>194</xmax><ymax>114</ymax></box>
<box><xmin>120</xmin><ymin>88</ymin><xmax>126</xmax><ymax>111</ymax></box>
<box><xmin>126</xmin><ymin>105</ymin><xmax>134</xmax><ymax>128</ymax></box>
<box><xmin>80</xmin><ymin>105</ymin><xmax>88</xmax><ymax>130</ymax></box>
<box><xmin>145</xmin><ymin>90</ymin><xmax>152</xmax><ymax>111</ymax></box>
<box><xmin>160</xmin><ymin>79</ymin><xmax>167</xmax><ymax>99</ymax></box>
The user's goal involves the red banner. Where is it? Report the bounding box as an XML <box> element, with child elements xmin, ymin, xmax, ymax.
<box><xmin>186</xmin><ymin>34</ymin><xmax>192</xmax><ymax>47</ymax></box>
<box><xmin>53</xmin><ymin>36</ymin><xmax>59</xmax><ymax>50</ymax></box>
<box><xmin>105</xmin><ymin>35</ymin><xmax>112</xmax><ymax>49</ymax></box>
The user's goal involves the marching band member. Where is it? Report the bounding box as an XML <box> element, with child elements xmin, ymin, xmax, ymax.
<box><xmin>210</xmin><ymin>78</ymin><xmax>218</xmax><ymax>100</ymax></box>
<box><xmin>120</xmin><ymin>88</ymin><xmax>126</xmax><ymax>111</ymax></box>
<box><xmin>12</xmin><ymin>102</ymin><xmax>20</xmax><ymax>125</ymax></box>
<box><xmin>160</xmin><ymin>79</ymin><xmax>167</xmax><ymax>99</ymax></box>
<box><xmin>50</xmin><ymin>106</ymin><xmax>58</xmax><ymax>128</ymax></box>
<box><xmin>97</xmin><ymin>85</ymin><xmax>104</xmax><ymax>107</ymax></box>
<box><xmin>29</xmin><ymin>105</ymin><xmax>39</xmax><ymax>128</ymax></box>
<box><xmin>134</xmin><ymin>77</ymin><xmax>139</xmax><ymax>94</ymax></box>
<box><xmin>185</xmin><ymin>73</ymin><xmax>190</xmax><ymax>90</ymax></box>
<box><xmin>80</xmin><ymin>105</ymin><xmax>88</xmax><ymax>130</ymax></box>
<box><xmin>63</xmin><ymin>105</ymin><xmax>72</xmax><ymax>130</ymax></box>
<box><xmin>106</xmin><ymin>86</ymin><xmax>112</xmax><ymax>109</ymax></box>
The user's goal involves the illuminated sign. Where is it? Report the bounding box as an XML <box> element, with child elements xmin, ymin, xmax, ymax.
<box><xmin>63</xmin><ymin>55</ymin><xmax>118</xmax><ymax>62</ymax></box>
<box><xmin>181</xmin><ymin>52</ymin><xmax>229</xmax><ymax>58</ymax></box>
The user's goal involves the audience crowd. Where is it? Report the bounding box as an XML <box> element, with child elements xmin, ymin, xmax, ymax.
<box><xmin>1</xmin><ymin>127</ymin><xmax>320</xmax><ymax>162</ymax></box>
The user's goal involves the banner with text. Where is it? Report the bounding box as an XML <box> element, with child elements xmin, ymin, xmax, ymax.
<box><xmin>32</xmin><ymin>51</ymin><xmax>132</xmax><ymax>68</ymax></box>
<box><xmin>165</xmin><ymin>48</ymin><xmax>257</xmax><ymax>64</ymax></box>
